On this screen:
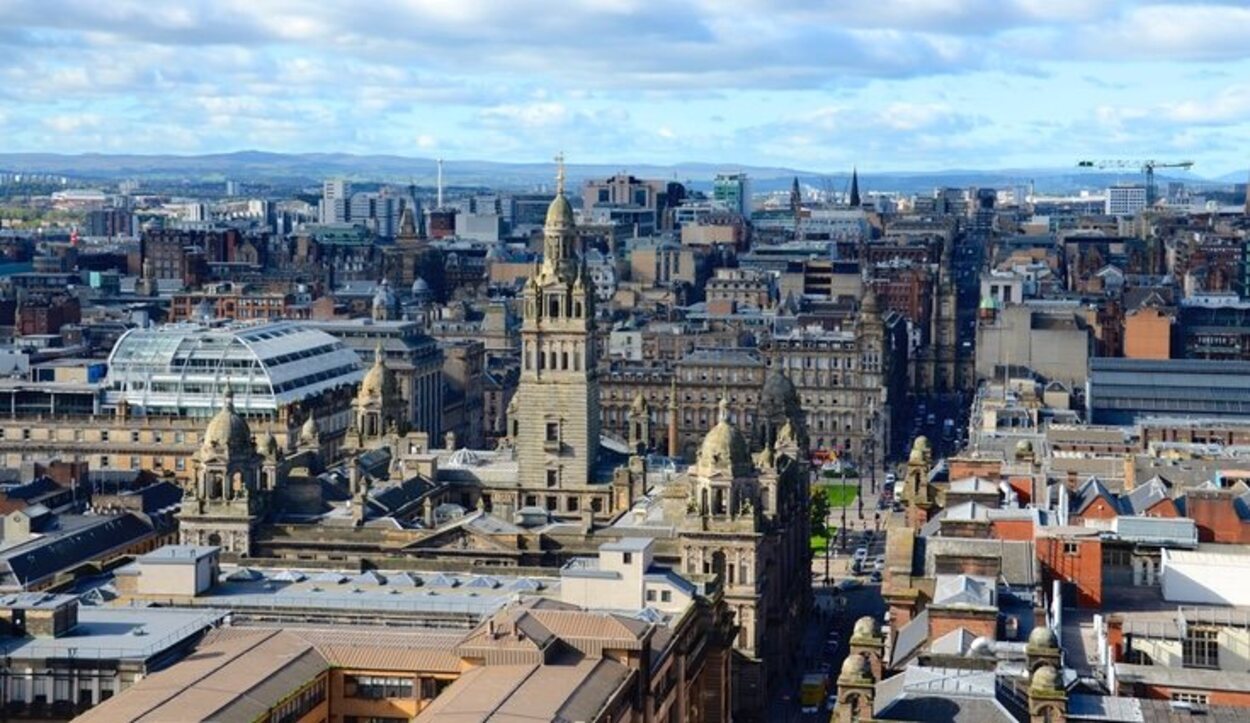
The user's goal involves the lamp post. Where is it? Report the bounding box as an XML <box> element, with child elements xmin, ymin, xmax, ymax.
<box><xmin>839</xmin><ymin>465</ymin><xmax>848</xmax><ymax>553</ymax></box>
<box><xmin>824</xmin><ymin>530</ymin><xmax>831</xmax><ymax>584</ymax></box>
<box><xmin>868</xmin><ymin>410</ymin><xmax>879</xmax><ymax>495</ymax></box>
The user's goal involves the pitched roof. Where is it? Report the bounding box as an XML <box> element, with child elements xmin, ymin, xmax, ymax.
<box><xmin>0</xmin><ymin>512</ymin><xmax>155</xmax><ymax>590</ymax></box>
<box><xmin>1072</xmin><ymin>477</ymin><xmax>1123</xmax><ymax>516</ymax></box>
<box><xmin>1122</xmin><ymin>478</ymin><xmax>1171</xmax><ymax>515</ymax></box>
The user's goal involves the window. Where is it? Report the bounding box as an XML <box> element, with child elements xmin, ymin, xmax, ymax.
<box><xmin>1183</xmin><ymin>628</ymin><xmax>1219</xmax><ymax>669</ymax></box>
<box><xmin>545</xmin><ymin>422</ymin><xmax>560</xmax><ymax>442</ymax></box>
<box><xmin>566</xmin><ymin>497</ymin><xmax>578</xmax><ymax>512</ymax></box>
<box><xmin>345</xmin><ymin>675</ymin><xmax>413</xmax><ymax>700</ymax></box>
<box><xmin>1063</xmin><ymin>542</ymin><xmax>1079</xmax><ymax>556</ymax></box>
<box><xmin>271</xmin><ymin>678</ymin><xmax>326</xmax><ymax>723</ymax></box>
<box><xmin>623</xmin><ymin>552</ymin><xmax>633</xmax><ymax>565</ymax></box>
<box><xmin>646</xmin><ymin>589</ymin><xmax>657</xmax><ymax>602</ymax></box>
<box><xmin>661</xmin><ymin>590</ymin><xmax>672</xmax><ymax>602</ymax></box>
<box><xmin>546</xmin><ymin>469</ymin><xmax>558</xmax><ymax>487</ymax></box>
<box><xmin>1171</xmin><ymin>692</ymin><xmax>1209</xmax><ymax>706</ymax></box>
<box><xmin>101</xmin><ymin>430</ymin><xmax>109</xmax><ymax>441</ymax></box>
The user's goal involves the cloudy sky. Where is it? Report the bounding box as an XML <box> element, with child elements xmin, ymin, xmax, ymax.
<box><xmin>2</xmin><ymin>0</ymin><xmax>1249</xmax><ymax>175</ymax></box>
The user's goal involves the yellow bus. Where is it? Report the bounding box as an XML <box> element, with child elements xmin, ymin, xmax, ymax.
<box><xmin>800</xmin><ymin>673</ymin><xmax>827</xmax><ymax>713</ymax></box>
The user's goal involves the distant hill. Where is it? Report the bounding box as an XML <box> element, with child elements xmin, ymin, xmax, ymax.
<box><xmin>0</xmin><ymin>151</ymin><xmax>1229</xmax><ymax>194</ymax></box>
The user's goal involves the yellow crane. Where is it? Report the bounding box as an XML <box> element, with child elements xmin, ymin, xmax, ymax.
<box><xmin>1077</xmin><ymin>159</ymin><xmax>1195</xmax><ymax>206</ymax></box>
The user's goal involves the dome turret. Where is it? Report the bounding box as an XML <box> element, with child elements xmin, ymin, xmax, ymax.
<box><xmin>358</xmin><ymin>343</ymin><xmax>396</xmax><ymax>404</ymax></box>
<box><xmin>299</xmin><ymin>413</ymin><xmax>320</xmax><ymax>447</ymax></box>
<box><xmin>1031</xmin><ymin>664</ymin><xmax>1060</xmax><ymax>692</ymax></box>
<box><xmin>841</xmin><ymin>653</ymin><xmax>868</xmax><ymax>678</ymax></box>
<box><xmin>256</xmin><ymin>428</ymin><xmax>279</xmax><ymax>458</ymax></box>
<box><xmin>761</xmin><ymin>369</ymin><xmax>800</xmax><ymax>416</ymax></box>
<box><xmin>545</xmin><ymin>194</ymin><xmax>574</xmax><ymax>230</ymax></box>
<box><xmin>696</xmin><ymin>398</ymin><xmax>753</xmax><ymax>478</ymax></box>
<box><xmin>1028</xmin><ymin>626</ymin><xmax>1058</xmax><ymax>649</ymax></box>
<box><xmin>862</xmin><ymin>286</ymin><xmax>880</xmax><ymax>315</ymax></box>
<box><xmin>372</xmin><ymin>279</ymin><xmax>398</xmax><ymax>320</ymax></box>
<box><xmin>853</xmin><ymin>616</ymin><xmax>880</xmax><ymax>639</ymax></box>
<box><xmin>201</xmin><ymin>389</ymin><xmax>253</xmax><ymax>455</ymax></box>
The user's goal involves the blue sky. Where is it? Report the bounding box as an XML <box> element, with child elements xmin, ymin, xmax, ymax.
<box><xmin>2</xmin><ymin>0</ymin><xmax>1250</xmax><ymax>176</ymax></box>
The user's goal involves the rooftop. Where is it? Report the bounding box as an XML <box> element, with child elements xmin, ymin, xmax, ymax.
<box><xmin>0</xmin><ymin>606</ymin><xmax>225</xmax><ymax>661</ymax></box>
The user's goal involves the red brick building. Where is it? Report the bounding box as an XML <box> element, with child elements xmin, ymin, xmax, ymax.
<box><xmin>1036</xmin><ymin>529</ymin><xmax>1103</xmax><ymax>608</ymax></box>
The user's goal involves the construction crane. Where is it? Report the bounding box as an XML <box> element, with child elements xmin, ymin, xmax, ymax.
<box><xmin>1077</xmin><ymin>159</ymin><xmax>1195</xmax><ymax>206</ymax></box>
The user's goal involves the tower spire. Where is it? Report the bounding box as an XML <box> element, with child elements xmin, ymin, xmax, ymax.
<box><xmin>436</xmin><ymin>158</ymin><xmax>444</xmax><ymax>209</ymax></box>
<box><xmin>849</xmin><ymin>167</ymin><xmax>861</xmax><ymax>207</ymax></box>
<box><xmin>554</xmin><ymin>151</ymin><xmax>566</xmax><ymax>196</ymax></box>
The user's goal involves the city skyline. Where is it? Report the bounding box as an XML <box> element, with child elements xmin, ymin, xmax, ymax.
<box><xmin>2</xmin><ymin>1</ymin><xmax>1249</xmax><ymax>176</ymax></box>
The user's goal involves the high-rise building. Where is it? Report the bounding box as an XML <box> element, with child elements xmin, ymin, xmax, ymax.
<box><xmin>349</xmin><ymin>192</ymin><xmax>400</xmax><ymax>238</ymax></box>
<box><xmin>712</xmin><ymin>172</ymin><xmax>750</xmax><ymax>217</ymax></box>
<box><xmin>1105</xmin><ymin>184</ymin><xmax>1147</xmax><ymax>216</ymax></box>
<box><xmin>320</xmin><ymin>178</ymin><xmax>351</xmax><ymax>223</ymax></box>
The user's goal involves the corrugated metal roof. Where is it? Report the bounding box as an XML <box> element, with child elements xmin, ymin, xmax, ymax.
<box><xmin>1112</xmin><ymin>516</ymin><xmax>1197</xmax><ymax>546</ymax></box>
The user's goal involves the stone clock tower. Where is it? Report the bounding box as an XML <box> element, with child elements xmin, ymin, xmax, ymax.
<box><xmin>509</xmin><ymin>156</ymin><xmax>602</xmax><ymax>513</ymax></box>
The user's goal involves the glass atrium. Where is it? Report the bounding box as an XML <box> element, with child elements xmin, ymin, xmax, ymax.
<box><xmin>105</xmin><ymin>321</ymin><xmax>365</xmax><ymax>418</ymax></box>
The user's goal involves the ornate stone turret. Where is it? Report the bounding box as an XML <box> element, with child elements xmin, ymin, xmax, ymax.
<box><xmin>759</xmin><ymin>369</ymin><xmax>806</xmax><ymax>451</ymax></box>
<box><xmin>835</xmin><ymin>653</ymin><xmax>875</xmax><ymax>723</ymax></box>
<box><xmin>1026</xmin><ymin>625</ymin><xmax>1062</xmax><ymax>673</ymax></box>
<box><xmin>178</xmin><ymin>389</ymin><xmax>266</xmax><ymax>556</ymax></box>
<box><xmin>695</xmin><ymin>399</ymin><xmax>753</xmax><ymax>480</ymax></box>
<box><xmin>1028</xmin><ymin>664</ymin><xmax>1067</xmax><ymax>723</ymax></box>
<box><xmin>349</xmin><ymin>344</ymin><xmax>403</xmax><ymax>447</ymax></box>
<box><xmin>850</xmin><ymin>615</ymin><xmax>886</xmax><ymax>681</ymax></box>
<box><xmin>372</xmin><ymin>279</ymin><xmax>398</xmax><ymax>321</ymax></box>
<box><xmin>298</xmin><ymin>413</ymin><xmax>321</xmax><ymax>453</ymax></box>
<box><xmin>905</xmin><ymin>435</ymin><xmax>936</xmax><ymax>530</ymax></box>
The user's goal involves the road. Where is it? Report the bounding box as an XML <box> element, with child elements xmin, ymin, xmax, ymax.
<box><xmin>770</xmin><ymin>466</ymin><xmax>897</xmax><ymax>721</ymax></box>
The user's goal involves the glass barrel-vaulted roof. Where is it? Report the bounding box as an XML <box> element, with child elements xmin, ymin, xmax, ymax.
<box><xmin>105</xmin><ymin>321</ymin><xmax>365</xmax><ymax>416</ymax></box>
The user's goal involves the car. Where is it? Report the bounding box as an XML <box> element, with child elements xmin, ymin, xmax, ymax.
<box><xmin>873</xmin><ymin>559</ymin><xmax>886</xmax><ymax>572</ymax></box>
<box><xmin>853</xmin><ymin>547</ymin><xmax>868</xmax><ymax>560</ymax></box>
<box><xmin>869</xmin><ymin>571</ymin><xmax>883</xmax><ymax>583</ymax></box>
<box><xmin>837</xmin><ymin>578</ymin><xmax>861</xmax><ymax>591</ymax></box>
<box><xmin>885</xmin><ymin>472</ymin><xmax>897</xmax><ymax>485</ymax></box>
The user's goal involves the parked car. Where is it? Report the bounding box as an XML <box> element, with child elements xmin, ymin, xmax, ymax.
<box><xmin>869</xmin><ymin>571</ymin><xmax>883</xmax><ymax>583</ymax></box>
<box><xmin>853</xmin><ymin>547</ymin><xmax>868</xmax><ymax>560</ymax></box>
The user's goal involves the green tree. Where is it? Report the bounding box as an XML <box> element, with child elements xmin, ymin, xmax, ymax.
<box><xmin>810</xmin><ymin>489</ymin><xmax>830</xmax><ymax>537</ymax></box>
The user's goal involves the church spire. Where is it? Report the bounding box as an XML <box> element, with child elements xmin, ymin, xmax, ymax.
<box><xmin>849</xmin><ymin>167</ymin><xmax>861</xmax><ymax>207</ymax></box>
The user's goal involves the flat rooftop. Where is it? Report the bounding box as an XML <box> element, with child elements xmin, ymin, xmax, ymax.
<box><xmin>148</xmin><ymin>565</ymin><xmax>562</xmax><ymax>621</ymax></box>
<box><xmin>0</xmin><ymin>606</ymin><xmax>224</xmax><ymax>661</ymax></box>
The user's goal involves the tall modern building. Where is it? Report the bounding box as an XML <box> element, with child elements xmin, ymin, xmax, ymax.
<box><xmin>349</xmin><ymin>192</ymin><xmax>400</xmax><ymax>238</ymax></box>
<box><xmin>713</xmin><ymin>172</ymin><xmax>751</xmax><ymax>217</ymax></box>
<box><xmin>320</xmin><ymin>178</ymin><xmax>351</xmax><ymax>223</ymax></box>
<box><xmin>1105</xmin><ymin>184</ymin><xmax>1148</xmax><ymax>216</ymax></box>
<box><xmin>513</xmin><ymin>161</ymin><xmax>602</xmax><ymax>499</ymax></box>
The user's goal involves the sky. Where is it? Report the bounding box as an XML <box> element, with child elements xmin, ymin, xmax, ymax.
<box><xmin>1</xmin><ymin>0</ymin><xmax>1250</xmax><ymax>176</ymax></box>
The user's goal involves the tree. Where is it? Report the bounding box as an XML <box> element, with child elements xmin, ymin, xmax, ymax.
<box><xmin>810</xmin><ymin>489</ymin><xmax>831</xmax><ymax>537</ymax></box>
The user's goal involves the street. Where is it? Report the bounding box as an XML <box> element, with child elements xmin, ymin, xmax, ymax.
<box><xmin>770</xmin><ymin>466</ymin><xmax>897</xmax><ymax>721</ymax></box>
